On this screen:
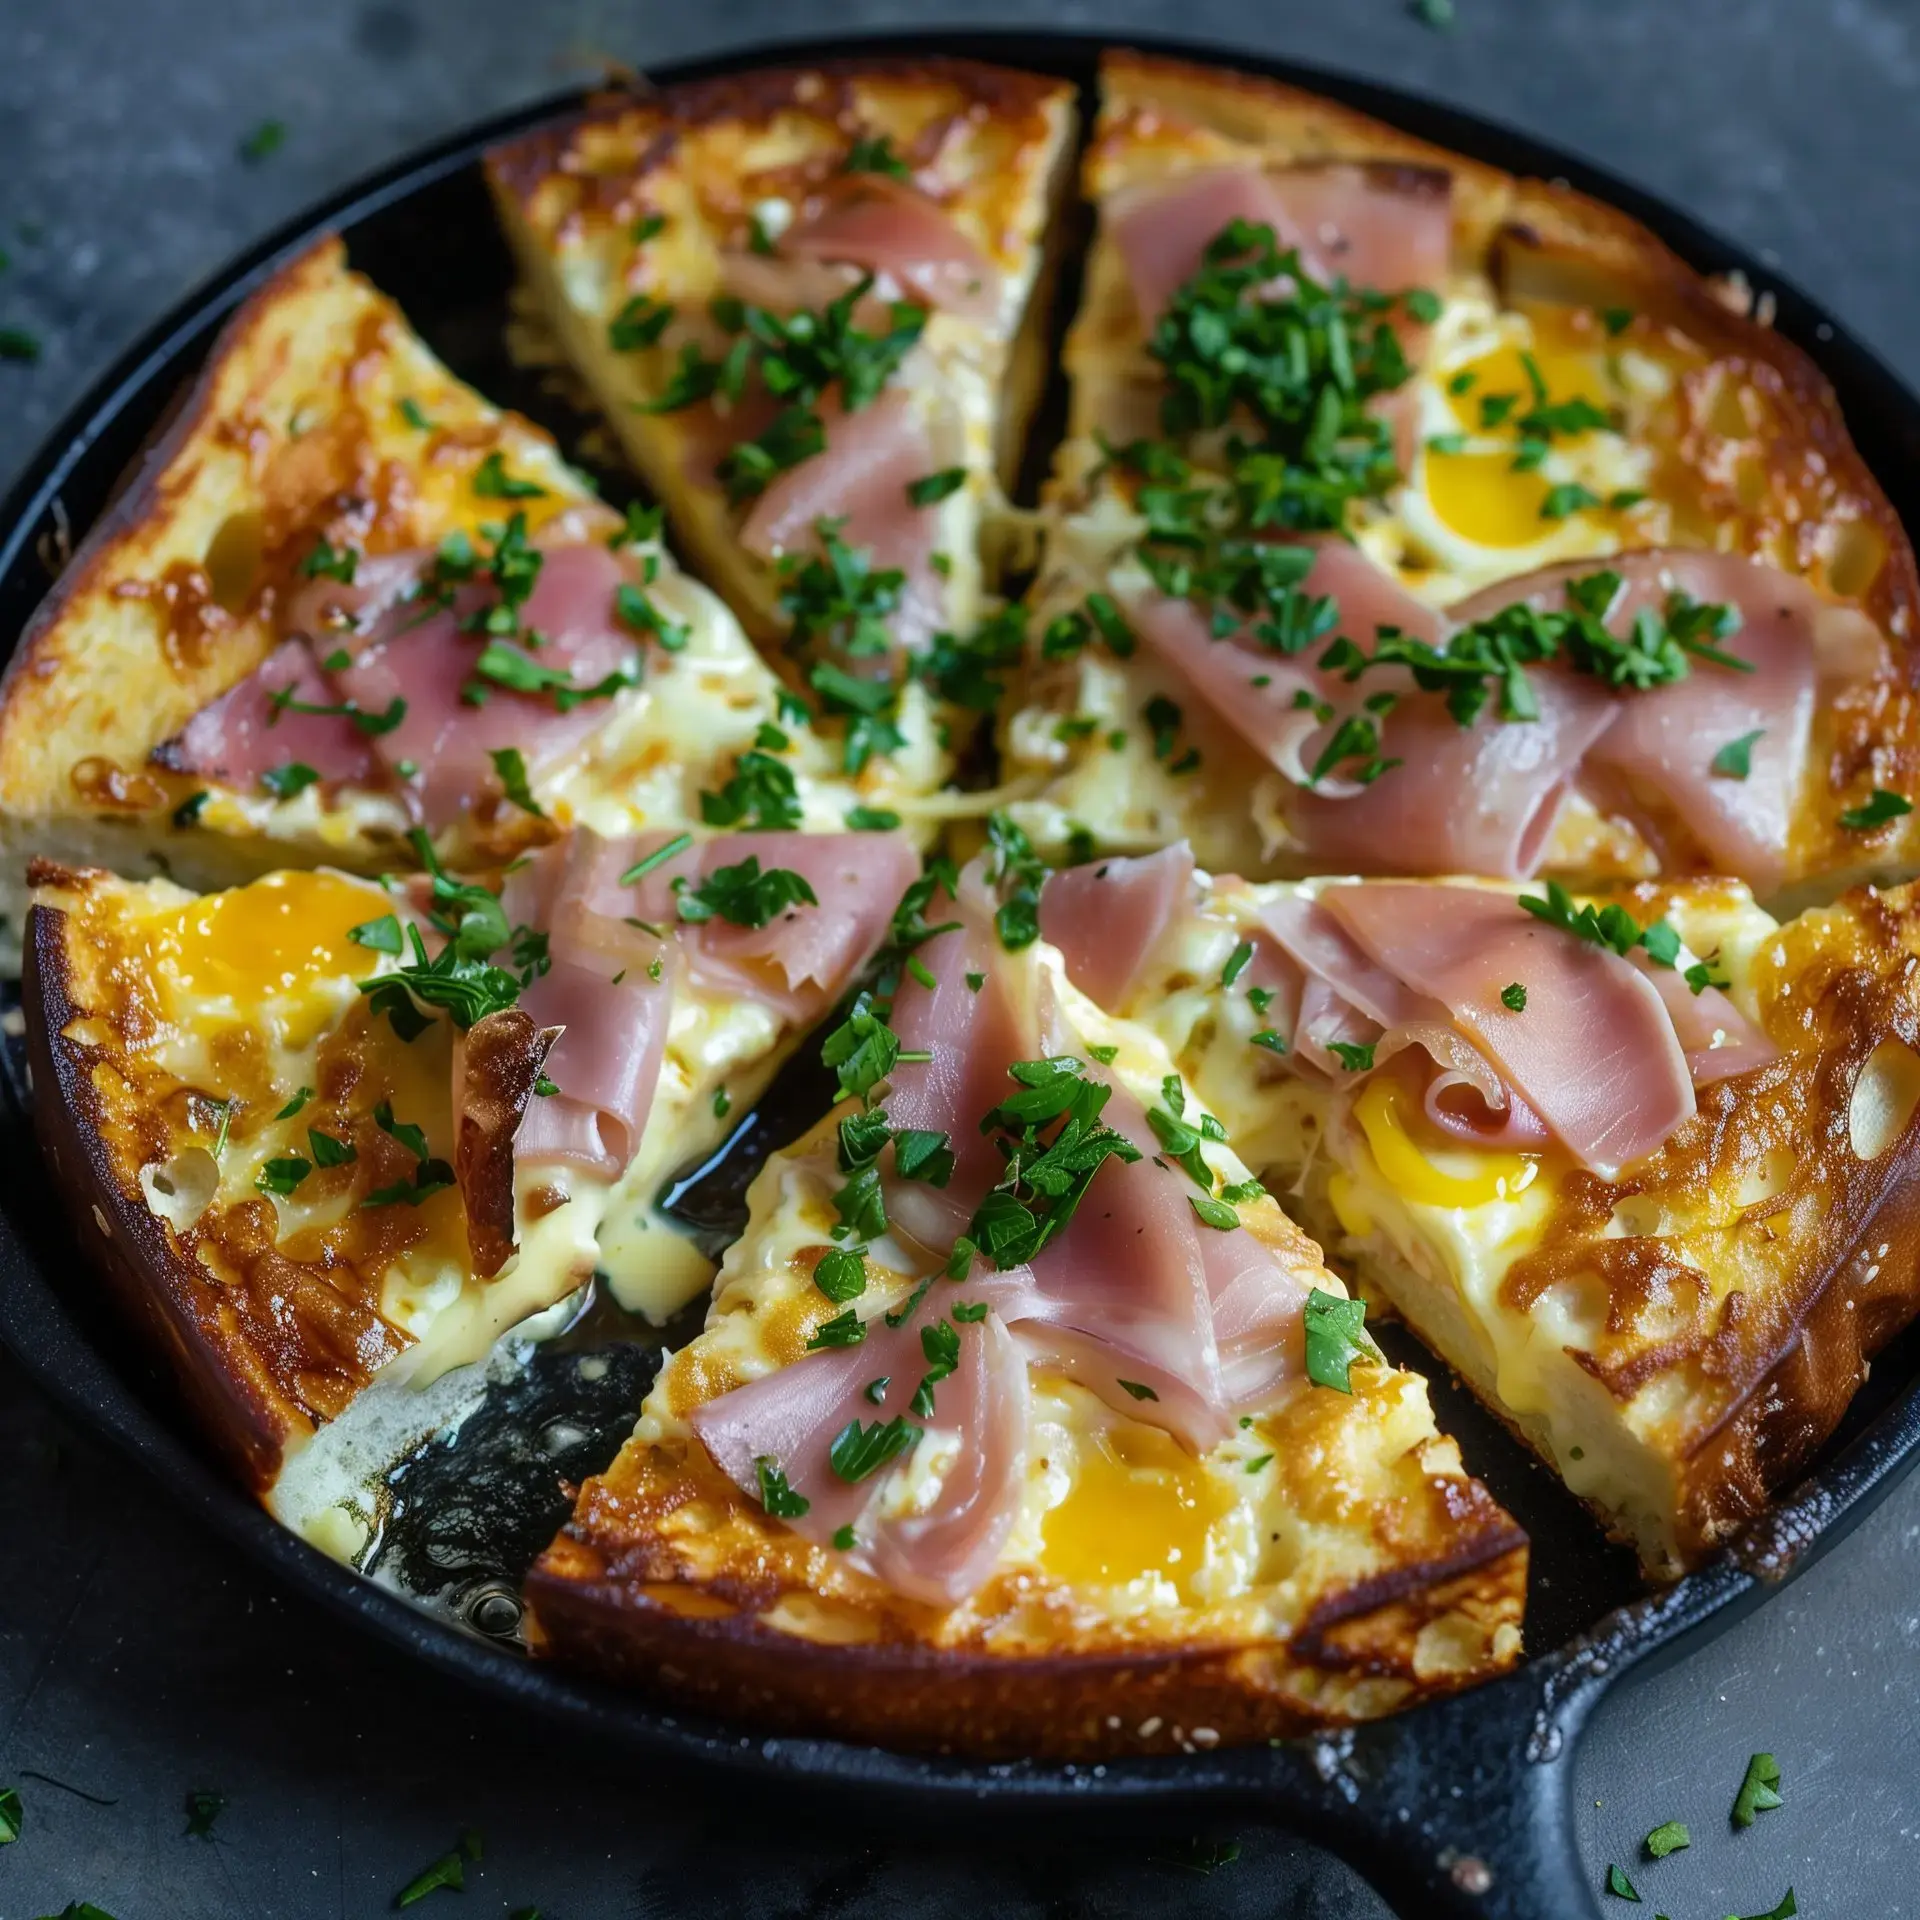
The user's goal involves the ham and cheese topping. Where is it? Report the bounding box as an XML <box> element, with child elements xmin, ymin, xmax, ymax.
<box><xmin>1042</xmin><ymin>850</ymin><xmax>1777</xmax><ymax>1178</ymax></box>
<box><xmin>684</xmin><ymin>853</ymin><xmax>1326</xmax><ymax>1605</ymax></box>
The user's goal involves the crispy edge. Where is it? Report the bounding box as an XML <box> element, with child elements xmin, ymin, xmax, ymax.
<box><xmin>524</xmin><ymin>1508</ymin><xmax>1526</xmax><ymax>1761</ymax></box>
<box><xmin>23</xmin><ymin>883</ymin><xmax>308</xmax><ymax>1489</ymax></box>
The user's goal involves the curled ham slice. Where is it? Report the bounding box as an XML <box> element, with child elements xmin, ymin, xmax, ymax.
<box><xmin>1037</xmin><ymin>845</ymin><xmax>1194</xmax><ymax>1014</ymax></box>
<box><xmin>1454</xmin><ymin>553</ymin><xmax>1821</xmax><ymax>894</ymax></box>
<box><xmin>1318</xmin><ymin>883</ymin><xmax>1695</xmax><ymax>1175</ymax></box>
<box><xmin>497</xmin><ymin>827</ymin><xmax>907</xmax><ymax>1178</ymax></box>
<box><xmin>1108</xmin><ymin>160</ymin><xmax>1453</xmax><ymax>326</ymax></box>
<box><xmin>690</xmin><ymin>1297</ymin><xmax>1030</xmax><ymax>1608</ymax></box>
<box><xmin>153</xmin><ymin>639</ymin><xmax>378</xmax><ymax>790</ymax></box>
<box><xmin>741</xmin><ymin>388</ymin><xmax>949</xmax><ymax>654</ymax></box>
<box><xmin>781</xmin><ymin>173</ymin><xmax>1001</xmax><ymax>321</ymax></box>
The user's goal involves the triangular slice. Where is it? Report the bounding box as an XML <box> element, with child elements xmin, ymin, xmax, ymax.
<box><xmin>484</xmin><ymin>59</ymin><xmax>1076</xmax><ymax>685</ymax></box>
<box><xmin>527</xmin><ymin>846</ymin><xmax>1525</xmax><ymax>1756</ymax></box>
<box><xmin>1002</xmin><ymin>52</ymin><xmax>1920</xmax><ymax>896</ymax></box>
<box><xmin>0</xmin><ymin>239</ymin><xmax>935</xmax><ymax>964</ymax></box>
<box><xmin>1039</xmin><ymin>845</ymin><xmax>1920</xmax><ymax>1576</ymax></box>
<box><xmin>23</xmin><ymin>823</ymin><xmax>917</xmax><ymax>1538</ymax></box>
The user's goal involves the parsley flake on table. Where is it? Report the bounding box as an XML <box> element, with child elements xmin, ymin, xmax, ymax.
<box><xmin>0</xmin><ymin>1784</ymin><xmax>19</xmax><ymax>1844</ymax></box>
<box><xmin>183</xmin><ymin>1788</ymin><xmax>226</xmax><ymax>1838</ymax></box>
<box><xmin>1732</xmin><ymin>1750</ymin><xmax>1783</xmax><ymax>1827</ymax></box>
<box><xmin>238</xmin><ymin>118</ymin><xmax>286</xmax><ymax>162</ymax></box>
<box><xmin>1605</xmin><ymin>1861</ymin><xmax>1641</xmax><ymax>1900</ymax></box>
<box><xmin>1643</xmin><ymin>1820</ymin><xmax>1689</xmax><ymax>1858</ymax></box>
<box><xmin>396</xmin><ymin>1828</ymin><xmax>483</xmax><ymax>1906</ymax></box>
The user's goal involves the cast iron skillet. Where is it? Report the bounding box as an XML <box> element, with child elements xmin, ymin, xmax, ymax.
<box><xmin>4</xmin><ymin>29</ymin><xmax>1920</xmax><ymax>1918</ymax></box>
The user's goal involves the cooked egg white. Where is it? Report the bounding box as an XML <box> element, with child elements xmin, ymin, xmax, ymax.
<box><xmin>1119</xmin><ymin>872</ymin><xmax>1786</xmax><ymax>1575</ymax></box>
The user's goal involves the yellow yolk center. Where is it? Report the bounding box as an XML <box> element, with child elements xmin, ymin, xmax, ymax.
<box><xmin>148</xmin><ymin>870</ymin><xmax>389</xmax><ymax>1022</ymax></box>
<box><xmin>1425</xmin><ymin>336</ymin><xmax>1617</xmax><ymax>549</ymax></box>
<box><xmin>1041</xmin><ymin>1416</ymin><xmax>1228</xmax><ymax>1596</ymax></box>
<box><xmin>1352</xmin><ymin>1074</ymin><xmax>1539</xmax><ymax>1210</ymax></box>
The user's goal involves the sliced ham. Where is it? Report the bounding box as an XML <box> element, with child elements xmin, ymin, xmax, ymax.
<box><xmin>152</xmin><ymin>639</ymin><xmax>379</xmax><ymax>791</ymax></box>
<box><xmin>1108</xmin><ymin>160</ymin><xmax>1453</xmax><ymax>326</ymax></box>
<box><xmin>781</xmin><ymin>174</ymin><xmax>1001</xmax><ymax>321</ymax></box>
<box><xmin>1454</xmin><ymin>553</ymin><xmax>1820</xmax><ymax>894</ymax></box>
<box><xmin>690</xmin><ymin>1297</ymin><xmax>1030</xmax><ymax>1608</ymax></box>
<box><xmin>1129</xmin><ymin>542</ymin><xmax>1443</xmax><ymax>793</ymax></box>
<box><xmin>1038</xmin><ymin>845</ymin><xmax>1194</xmax><ymax>1014</ymax></box>
<box><xmin>329</xmin><ymin>542</ymin><xmax>642</xmax><ymax>828</ymax></box>
<box><xmin>499</xmin><ymin>826</ymin><xmax>909</xmax><ymax>1175</ymax></box>
<box><xmin>1640</xmin><ymin>962</ymin><xmax>1780</xmax><ymax>1086</ymax></box>
<box><xmin>740</xmin><ymin>388</ymin><xmax>949</xmax><ymax>655</ymax></box>
<box><xmin>684</xmin><ymin>831</ymin><xmax>919</xmax><ymax>1024</ymax></box>
<box><xmin>1319</xmin><ymin>882</ymin><xmax>1695</xmax><ymax>1174</ymax></box>
<box><xmin>1287</xmin><ymin>670</ymin><xmax>1619</xmax><ymax>878</ymax></box>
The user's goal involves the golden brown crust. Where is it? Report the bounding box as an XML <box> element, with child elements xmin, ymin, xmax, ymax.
<box><xmin>1504</xmin><ymin>879</ymin><xmax>1920</xmax><ymax>1561</ymax></box>
<box><xmin>25</xmin><ymin>893</ymin><xmax>315</xmax><ymax>1486</ymax></box>
<box><xmin>526</xmin><ymin>1415</ymin><xmax>1526</xmax><ymax>1758</ymax></box>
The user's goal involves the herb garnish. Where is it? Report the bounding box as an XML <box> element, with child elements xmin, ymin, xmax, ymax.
<box><xmin>1712</xmin><ymin>729</ymin><xmax>1764</xmax><ymax>779</ymax></box>
<box><xmin>238</xmin><ymin>119</ymin><xmax>286</xmax><ymax>163</ymax></box>
<box><xmin>906</xmin><ymin>467</ymin><xmax>967</xmax><ymax>507</ymax></box>
<box><xmin>1732</xmin><ymin>1752</ymin><xmax>1783</xmax><ymax>1827</ymax></box>
<box><xmin>1840</xmin><ymin>788</ymin><xmax>1913</xmax><ymax>831</ymax></box>
<box><xmin>1501</xmin><ymin>981</ymin><xmax>1528</xmax><ymax>1011</ymax></box>
<box><xmin>1519</xmin><ymin>880</ymin><xmax>1682</xmax><ymax>969</ymax></box>
<box><xmin>843</xmin><ymin>133</ymin><xmax>912</xmax><ymax>179</ymax></box>
<box><xmin>0</xmin><ymin>1785</ymin><xmax>20</xmax><ymax>1844</ymax></box>
<box><xmin>700</xmin><ymin>748</ymin><xmax>802</xmax><ymax>829</ymax></box>
<box><xmin>1304</xmin><ymin>1288</ymin><xmax>1372</xmax><ymax>1393</ymax></box>
<box><xmin>829</xmin><ymin>1416</ymin><xmax>920</xmax><ymax>1483</ymax></box>
<box><xmin>298</xmin><ymin>537</ymin><xmax>357</xmax><ymax>583</ymax></box>
<box><xmin>489</xmin><ymin>746</ymin><xmax>547</xmax><ymax>818</ymax></box>
<box><xmin>1604</xmin><ymin>1862</ymin><xmax>1639</xmax><ymax>1900</ymax></box>
<box><xmin>183</xmin><ymin>1789</ymin><xmax>226</xmax><ymax>1839</ymax></box>
<box><xmin>397</xmin><ymin>1829</ymin><xmax>483</xmax><ymax>1907</ymax></box>
<box><xmin>255</xmin><ymin>1156</ymin><xmax>311</xmax><ymax>1197</ymax></box>
<box><xmin>675</xmin><ymin>854</ymin><xmax>818</xmax><ymax>929</ymax></box>
<box><xmin>1643</xmin><ymin>1820</ymin><xmax>1689</xmax><ymax>1859</ymax></box>
<box><xmin>260</xmin><ymin>761</ymin><xmax>320</xmax><ymax>800</ymax></box>
<box><xmin>470</xmin><ymin>450</ymin><xmax>546</xmax><ymax>499</ymax></box>
<box><xmin>756</xmin><ymin>1456</ymin><xmax>811</xmax><ymax>1518</ymax></box>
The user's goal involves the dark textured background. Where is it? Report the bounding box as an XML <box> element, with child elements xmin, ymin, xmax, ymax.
<box><xmin>2</xmin><ymin>2</ymin><xmax>1917</xmax><ymax>1915</ymax></box>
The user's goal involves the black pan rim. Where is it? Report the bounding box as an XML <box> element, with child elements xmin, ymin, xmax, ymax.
<box><xmin>3</xmin><ymin>23</ymin><xmax>1919</xmax><ymax>1898</ymax></box>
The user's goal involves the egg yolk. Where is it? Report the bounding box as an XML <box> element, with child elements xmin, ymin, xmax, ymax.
<box><xmin>1445</xmin><ymin>339</ymin><xmax>1611</xmax><ymax>433</ymax></box>
<box><xmin>1041</xmin><ymin>1416</ymin><xmax>1228</xmax><ymax>1597</ymax></box>
<box><xmin>1353</xmin><ymin>1074</ymin><xmax>1539</xmax><ymax>1210</ymax></box>
<box><xmin>149</xmin><ymin>870</ymin><xmax>389</xmax><ymax>1015</ymax></box>
<box><xmin>1423</xmin><ymin>449</ymin><xmax>1557</xmax><ymax>549</ymax></box>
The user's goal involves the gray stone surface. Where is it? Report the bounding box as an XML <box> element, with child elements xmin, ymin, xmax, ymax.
<box><xmin>2</xmin><ymin>1</ymin><xmax>1918</xmax><ymax>1915</ymax></box>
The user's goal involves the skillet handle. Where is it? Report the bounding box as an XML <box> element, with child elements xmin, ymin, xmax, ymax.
<box><xmin>1289</xmin><ymin>1653</ymin><xmax>1604</xmax><ymax>1920</ymax></box>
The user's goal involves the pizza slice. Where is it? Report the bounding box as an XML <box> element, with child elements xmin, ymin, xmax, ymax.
<box><xmin>1038</xmin><ymin>843</ymin><xmax>1920</xmax><ymax>1576</ymax></box>
<box><xmin>0</xmin><ymin>239</ymin><xmax>939</xmax><ymax>965</ymax></box>
<box><xmin>24</xmin><ymin>823</ymin><xmax>918</xmax><ymax>1548</ymax></box>
<box><xmin>1002</xmin><ymin>52</ymin><xmax>1920</xmax><ymax>897</ymax></box>
<box><xmin>526</xmin><ymin>840</ymin><xmax>1526</xmax><ymax>1756</ymax></box>
<box><xmin>484</xmin><ymin>57</ymin><xmax>1077</xmax><ymax>749</ymax></box>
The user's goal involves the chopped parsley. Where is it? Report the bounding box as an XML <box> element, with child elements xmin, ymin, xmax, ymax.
<box><xmin>674</xmin><ymin>854</ymin><xmax>818</xmax><ymax>929</ymax></box>
<box><xmin>298</xmin><ymin>536</ymin><xmax>357</xmax><ymax>583</ymax></box>
<box><xmin>614</xmin><ymin>580</ymin><xmax>689</xmax><ymax>651</ymax></box>
<box><xmin>398</xmin><ymin>397</ymin><xmax>434</xmax><ymax>431</ymax></box>
<box><xmin>1500</xmin><ymin>981</ymin><xmax>1528</xmax><ymax>1012</ymax></box>
<box><xmin>1520</xmin><ymin>880</ymin><xmax>1681</xmax><ymax>969</ymax></box>
<box><xmin>0</xmin><ymin>326</ymin><xmax>40</xmax><ymax>364</ymax></box>
<box><xmin>755</xmin><ymin>1456</ymin><xmax>810</xmax><ymax>1518</ymax></box>
<box><xmin>1643</xmin><ymin>1821</ymin><xmax>1689</xmax><ymax>1859</ymax></box>
<box><xmin>843</xmin><ymin>133</ymin><xmax>911</xmax><ymax>178</ymax></box>
<box><xmin>822</xmin><ymin>991</ymin><xmax>900</xmax><ymax>1107</ymax></box>
<box><xmin>982</xmin><ymin>810</ymin><xmax>1046</xmax><ymax>952</ymax></box>
<box><xmin>1604</xmin><ymin>1862</ymin><xmax>1639</xmax><ymax>1901</ymax></box>
<box><xmin>349</xmin><ymin>913</ymin><xmax>404</xmax><ymax>954</ymax></box>
<box><xmin>274</xmin><ymin>1087</ymin><xmax>313</xmax><ymax>1120</ymax></box>
<box><xmin>1712</xmin><ymin>729</ymin><xmax>1764</xmax><ymax>779</ymax></box>
<box><xmin>828</xmin><ymin>1415</ymin><xmax>920</xmax><ymax>1484</ymax></box>
<box><xmin>806</xmin><ymin>1307</ymin><xmax>866</xmax><ymax>1350</ymax></box>
<box><xmin>238</xmin><ymin>119</ymin><xmax>286</xmax><ymax>163</ymax></box>
<box><xmin>171</xmin><ymin>790</ymin><xmax>210</xmax><ymax>827</ymax></box>
<box><xmin>782</xmin><ymin>522</ymin><xmax>904</xmax><ymax>660</ymax></box>
<box><xmin>1840</xmin><ymin>788</ymin><xmax>1912</xmax><ymax>831</ymax></box>
<box><xmin>259</xmin><ymin>761</ymin><xmax>320</xmax><ymax>800</ymax></box>
<box><xmin>1321</xmin><ymin>570</ymin><xmax>1746</xmax><ymax>727</ymax></box>
<box><xmin>700</xmin><ymin>748</ymin><xmax>801</xmax><ymax>830</ymax></box>
<box><xmin>255</xmin><ymin>1156</ymin><xmax>311</xmax><ymax>1197</ymax></box>
<box><xmin>906</xmin><ymin>467</ymin><xmax>967</xmax><ymax>507</ymax></box>
<box><xmin>1118</xmin><ymin>1379</ymin><xmax>1159</xmax><ymax>1402</ymax></box>
<box><xmin>183</xmin><ymin>1789</ymin><xmax>226</xmax><ymax>1839</ymax></box>
<box><xmin>0</xmin><ymin>1785</ymin><xmax>20</xmax><ymax>1845</ymax></box>
<box><xmin>1190</xmin><ymin>1192</ymin><xmax>1240</xmax><ymax>1230</ymax></box>
<box><xmin>1304</xmin><ymin>1288</ymin><xmax>1371</xmax><ymax>1393</ymax></box>
<box><xmin>607</xmin><ymin>294</ymin><xmax>674</xmax><ymax>352</ymax></box>
<box><xmin>846</xmin><ymin>805</ymin><xmax>902</xmax><ymax>831</ymax></box>
<box><xmin>1327</xmin><ymin>1040</ymin><xmax>1377</xmax><ymax>1074</ymax></box>
<box><xmin>1732</xmin><ymin>1751</ymin><xmax>1783</xmax><ymax>1827</ymax></box>
<box><xmin>914</xmin><ymin>603</ymin><xmax>1026</xmax><ymax>712</ymax></box>
<box><xmin>489</xmin><ymin>746</ymin><xmax>547</xmax><ymax>818</ymax></box>
<box><xmin>813</xmin><ymin>1247</ymin><xmax>869</xmax><ymax>1303</ymax></box>
<box><xmin>306</xmin><ymin>1127</ymin><xmax>356</xmax><ymax>1169</ymax></box>
<box><xmin>1220</xmin><ymin>940</ymin><xmax>1254</xmax><ymax>988</ymax></box>
<box><xmin>470</xmin><ymin>450</ymin><xmax>546</xmax><ymax>499</ymax></box>
<box><xmin>1251</xmin><ymin>1029</ymin><xmax>1290</xmax><ymax>1056</ymax></box>
<box><xmin>619</xmin><ymin>831</ymin><xmax>692</xmax><ymax>885</ymax></box>
<box><xmin>363</xmin><ymin>1100</ymin><xmax>455</xmax><ymax>1208</ymax></box>
<box><xmin>1540</xmin><ymin>482</ymin><xmax>1603</xmax><ymax>520</ymax></box>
